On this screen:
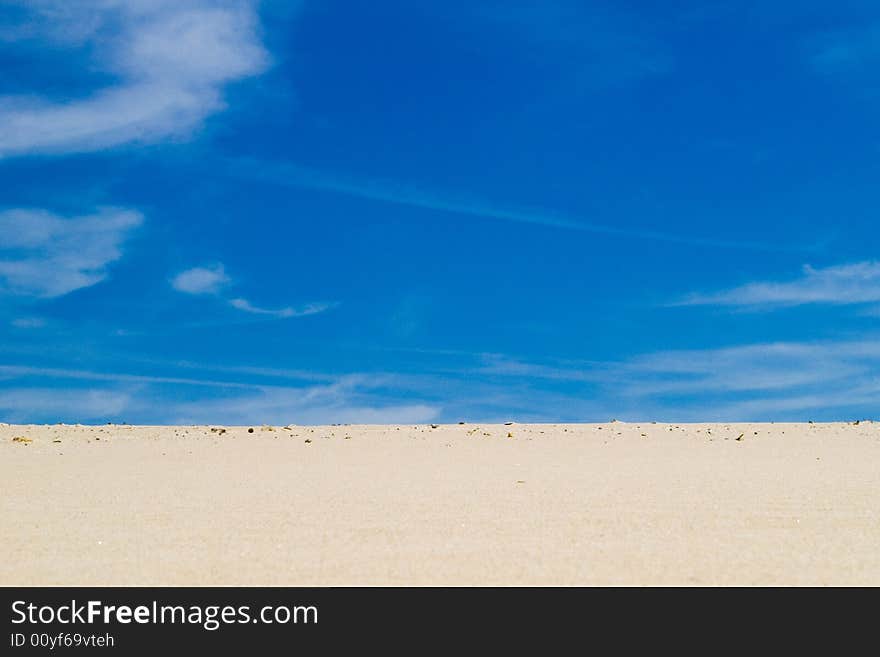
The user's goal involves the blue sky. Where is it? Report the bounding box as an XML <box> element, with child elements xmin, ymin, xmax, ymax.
<box><xmin>2</xmin><ymin>0</ymin><xmax>880</xmax><ymax>424</ymax></box>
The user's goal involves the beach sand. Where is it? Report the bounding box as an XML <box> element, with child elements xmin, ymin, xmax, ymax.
<box><xmin>2</xmin><ymin>422</ymin><xmax>878</xmax><ymax>586</ymax></box>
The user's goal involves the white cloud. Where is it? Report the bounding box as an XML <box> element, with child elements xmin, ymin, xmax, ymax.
<box><xmin>676</xmin><ymin>261</ymin><xmax>880</xmax><ymax>309</ymax></box>
<box><xmin>469</xmin><ymin>336</ymin><xmax>880</xmax><ymax>421</ymax></box>
<box><xmin>0</xmin><ymin>387</ymin><xmax>131</xmax><ymax>423</ymax></box>
<box><xmin>228</xmin><ymin>297</ymin><xmax>293</xmax><ymax>317</ymax></box>
<box><xmin>478</xmin><ymin>353</ymin><xmax>597</xmax><ymax>382</ymax></box>
<box><xmin>161</xmin><ymin>371</ymin><xmax>440</xmax><ymax>425</ymax></box>
<box><xmin>170</xmin><ymin>387</ymin><xmax>440</xmax><ymax>425</ymax></box>
<box><xmin>171</xmin><ymin>264</ymin><xmax>229</xmax><ymax>295</ymax></box>
<box><xmin>228</xmin><ymin>298</ymin><xmax>335</xmax><ymax>318</ymax></box>
<box><xmin>6</xmin><ymin>336</ymin><xmax>880</xmax><ymax>424</ymax></box>
<box><xmin>0</xmin><ymin>364</ymin><xmax>440</xmax><ymax>425</ymax></box>
<box><xmin>0</xmin><ymin>0</ymin><xmax>269</xmax><ymax>157</ymax></box>
<box><xmin>171</xmin><ymin>262</ymin><xmax>335</xmax><ymax>320</ymax></box>
<box><xmin>0</xmin><ymin>364</ymin><xmax>261</xmax><ymax>390</ymax></box>
<box><xmin>0</xmin><ymin>207</ymin><xmax>142</xmax><ymax>297</ymax></box>
<box><xmin>620</xmin><ymin>337</ymin><xmax>880</xmax><ymax>420</ymax></box>
<box><xmin>620</xmin><ymin>340</ymin><xmax>875</xmax><ymax>397</ymax></box>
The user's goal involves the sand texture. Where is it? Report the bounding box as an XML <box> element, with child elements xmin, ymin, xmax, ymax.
<box><xmin>2</xmin><ymin>422</ymin><xmax>879</xmax><ymax>586</ymax></box>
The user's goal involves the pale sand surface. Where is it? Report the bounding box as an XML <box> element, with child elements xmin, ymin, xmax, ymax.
<box><xmin>2</xmin><ymin>422</ymin><xmax>879</xmax><ymax>586</ymax></box>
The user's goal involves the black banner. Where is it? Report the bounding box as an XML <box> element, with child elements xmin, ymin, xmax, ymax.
<box><xmin>1</xmin><ymin>587</ymin><xmax>872</xmax><ymax>653</ymax></box>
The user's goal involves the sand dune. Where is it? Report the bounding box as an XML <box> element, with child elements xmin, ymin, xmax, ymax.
<box><xmin>2</xmin><ymin>422</ymin><xmax>879</xmax><ymax>585</ymax></box>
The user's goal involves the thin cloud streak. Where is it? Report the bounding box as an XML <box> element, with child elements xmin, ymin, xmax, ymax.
<box><xmin>676</xmin><ymin>261</ymin><xmax>880</xmax><ymax>309</ymax></box>
<box><xmin>5</xmin><ymin>335</ymin><xmax>880</xmax><ymax>423</ymax></box>
<box><xmin>169</xmin><ymin>388</ymin><xmax>440</xmax><ymax>425</ymax></box>
<box><xmin>228</xmin><ymin>298</ymin><xmax>336</xmax><ymax>318</ymax></box>
<box><xmin>472</xmin><ymin>337</ymin><xmax>880</xmax><ymax>421</ymax></box>
<box><xmin>0</xmin><ymin>363</ymin><xmax>442</xmax><ymax>425</ymax></box>
<box><xmin>0</xmin><ymin>363</ymin><xmax>416</xmax><ymax>394</ymax></box>
<box><xmin>227</xmin><ymin>158</ymin><xmax>820</xmax><ymax>253</ymax></box>
<box><xmin>0</xmin><ymin>387</ymin><xmax>131</xmax><ymax>423</ymax></box>
<box><xmin>0</xmin><ymin>364</ymin><xmax>268</xmax><ymax>390</ymax></box>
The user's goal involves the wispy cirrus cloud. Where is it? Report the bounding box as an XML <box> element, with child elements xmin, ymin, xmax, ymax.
<box><xmin>477</xmin><ymin>353</ymin><xmax>598</xmax><ymax>382</ymax></box>
<box><xmin>616</xmin><ymin>338</ymin><xmax>880</xmax><ymax>420</ymax></box>
<box><xmin>169</xmin><ymin>385</ymin><xmax>439</xmax><ymax>426</ymax></box>
<box><xmin>5</xmin><ymin>333</ymin><xmax>880</xmax><ymax>424</ymax></box>
<box><xmin>675</xmin><ymin>261</ymin><xmax>880</xmax><ymax>309</ymax></box>
<box><xmin>473</xmin><ymin>337</ymin><xmax>880</xmax><ymax>421</ymax></box>
<box><xmin>171</xmin><ymin>263</ymin><xmax>335</xmax><ymax>320</ymax></box>
<box><xmin>0</xmin><ymin>363</ymin><xmax>439</xmax><ymax>425</ymax></box>
<box><xmin>228</xmin><ymin>159</ymin><xmax>816</xmax><ymax>253</ymax></box>
<box><xmin>228</xmin><ymin>298</ymin><xmax>336</xmax><ymax>319</ymax></box>
<box><xmin>0</xmin><ymin>387</ymin><xmax>132</xmax><ymax>423</ymax></box>
<box><xmin>620</xmin><ymin>340</ymin><xmax>875</xmax><ymax>397</ymax></box>
<box><xmin>0</xmin><ymin>207</ymin><xmax>142</xmax><ymax>297</ymax></box>
<box><xmin>0</xmin><ymin>0</ymin><xmax>270</xmax><ymax>157</ymax></box>
<box><xmin>0</xmin><ymin>364</ymin><xmax>267</xmax><ymax>390</ymax></box>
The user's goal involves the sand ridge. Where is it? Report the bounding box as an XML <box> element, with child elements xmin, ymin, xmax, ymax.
<box><xmin>2</xmin><ymin>421</ymin><xmax>879</xmax><ymax>585</ymax></box>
